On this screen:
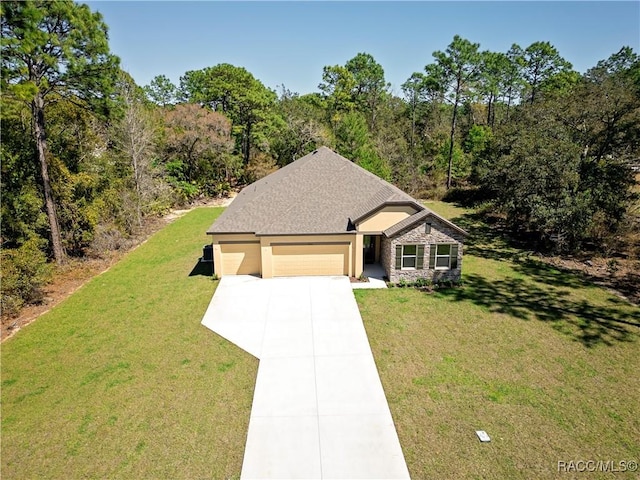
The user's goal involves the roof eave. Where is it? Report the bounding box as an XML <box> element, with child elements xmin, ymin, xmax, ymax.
<box><xmin>207</xmin><ymin>230</ymin><xmax>257</xmax><ymax>235</ymax></box>
<box><xmin>254</xmin><ymin>231</ymin><xmax>353</xmax><ymax>237</ymax></box>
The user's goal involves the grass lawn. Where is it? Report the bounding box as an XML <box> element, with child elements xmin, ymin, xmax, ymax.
<box><xmin>3</xmin><ymin>202</ymin><xmax>639</xmax><ymax>480</ymax></box>
<box><xmin>1</xmin><ymin>208</ymin><xmax>257</xmax><ymax>480</ymax></box>
<box><xmin>357</xmin><ymin>201</ymin><xmax>640</xmax><ymax>479</ymax></box>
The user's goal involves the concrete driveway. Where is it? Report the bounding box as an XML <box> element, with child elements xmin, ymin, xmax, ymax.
<box><xmin>201</xmin><ymin>275</ymin><xmax>410</xmax><ymax>479</ymax></box>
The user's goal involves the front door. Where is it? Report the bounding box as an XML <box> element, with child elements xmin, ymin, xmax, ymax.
<box><xmin>363</xmin><ymin>235</ymin><xmax>375</xmax><ymax>264</ymax></box>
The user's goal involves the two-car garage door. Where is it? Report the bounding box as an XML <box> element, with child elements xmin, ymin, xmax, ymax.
<box><xmin>272</xmin><ymin>244</ymin><xmax>349</xmax><ymax>277</ymax></box>
<box><xmin>219</xmin><ymin>242</ymin><xmax>350</xmax><ymax>277</ymax></box>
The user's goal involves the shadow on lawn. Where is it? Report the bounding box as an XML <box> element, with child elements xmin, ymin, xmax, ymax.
<box><xmin>443</xmin><ymin>209</ymin><xmax>640</xmax><ymax>348</ymax></box>
<box><xmin>450</xmin><ymin>210</ymin><xmax>526</xmax><ymax>263</ymax></box>
<box><xmin>189</xmin><ymin>259</ymin><xmax>213</xmax><ymax>277</ymax></box>
<box><xmin>439</xmin><ymin>272</ymin><xmax>639</xmax><ymax>348</ymax></box>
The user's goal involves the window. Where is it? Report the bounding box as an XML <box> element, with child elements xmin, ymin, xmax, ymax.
<box><xmin>402</xmin><ymin>245</ymin><xmax>417</xmax><ymax>269</ymax></box>
<box><xmin>429</xmin><ymin>243</ymin><xmax>459</xmax><ymax>270</ymax></box>
<box><xmin>394</xmin><ymin>244</ymin><xmax>425</xmax><ymax>270</ymax></box>
<box><xmin>435</xmin><ymin>244</ymin><xmax>451</xmax><ymax>269</ymax></box>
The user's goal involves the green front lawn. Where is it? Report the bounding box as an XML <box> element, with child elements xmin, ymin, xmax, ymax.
<box><xmin>357</xmin><ymin>201</ymin><xmax>640</xmax><ymax>479</ymax></box>
<box><xmin>1</xmin><ymin>208</ymin><xmax>257</xmax><ymax>480</ymax></box>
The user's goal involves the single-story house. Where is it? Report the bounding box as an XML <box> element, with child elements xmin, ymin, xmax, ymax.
<box><xmin>206</xmin><ymin>146</ymin><xmax>467</xmax><ymax>283</ymax></box>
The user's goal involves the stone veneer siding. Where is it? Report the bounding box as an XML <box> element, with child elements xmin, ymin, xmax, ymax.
<box><xmin>382</xmin><ymin>218</ymin><xmax>465</xmax><ymax>283</ymax></box>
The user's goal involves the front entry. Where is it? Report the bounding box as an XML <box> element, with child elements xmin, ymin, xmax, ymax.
<box><xmin>363</xmin><ymin>235</ymin><xmax>376</xmax><ymax>264</ymax></box>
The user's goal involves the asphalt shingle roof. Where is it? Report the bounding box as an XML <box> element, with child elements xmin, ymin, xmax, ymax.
<box><xmin>207</xmin><ymin>146</ymin><xmax>456</xmax><ymax>236</ymax></box>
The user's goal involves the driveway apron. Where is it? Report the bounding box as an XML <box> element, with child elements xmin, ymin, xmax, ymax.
<box><xmin>201</xmin><ymin>275</ymin><xmax>410</xmax><ymax>479</ymax></box>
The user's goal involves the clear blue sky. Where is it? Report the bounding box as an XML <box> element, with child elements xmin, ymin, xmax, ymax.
<box><xmin>87</xmin><ymin>1</ymin><xmax>640</xmax><ymax>96</ymax></box>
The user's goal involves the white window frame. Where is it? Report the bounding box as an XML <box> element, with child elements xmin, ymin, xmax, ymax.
<box><xmin>435</xmin><ymin>244</ymin><xmax>451</xmax><ymax>270</ymax></box>
<box><xmin>401</xmin><ymin>244</ymin><xmax>417</xmax><ymax>270</ymax></box>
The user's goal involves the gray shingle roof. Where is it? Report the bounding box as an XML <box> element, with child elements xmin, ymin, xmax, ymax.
<box><xmin>206</xmin><ymin>146</ymin><xmax>457</xmax><ymax>236</ymax></box>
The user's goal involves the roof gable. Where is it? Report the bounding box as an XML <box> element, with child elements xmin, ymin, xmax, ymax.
<box><xmin>383</xmin><ymin>210</ymin><xmax>469</xmax><ymax>238</ymax></box>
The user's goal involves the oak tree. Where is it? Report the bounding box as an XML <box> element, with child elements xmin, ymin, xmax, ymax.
<box><xmin>179</xmin><ymin>64</ymin><xmax>276</xmax><ymax>165</ymax></box>
<box><xmin>163</xmin><ymin>103</ymin><xmax>235</xmax><ymax>198</ymax></box>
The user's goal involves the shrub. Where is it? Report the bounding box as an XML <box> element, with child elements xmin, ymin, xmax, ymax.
<box><xmin>168</xmin><ymin>179</ymin><xmax>199</xmax><ymax>204</ymax></box>
<box><xmin>89</xmin><ymin>224</ymin><xmax>129</xmax><ymax>256</ymax></box>
<box><xmin>413</xmin><ymin>278</ymin><xmax>432</xmax><ymax>288</ymax></box>
<box><xmin>1</xmin><ymin>238</ymin><xmax>51</xmax><ymax>318</ymax></box>
<box><xmin>390</xmin><ymin>277</ymin><xmax>460</xmax><ymax>290</ymax></box>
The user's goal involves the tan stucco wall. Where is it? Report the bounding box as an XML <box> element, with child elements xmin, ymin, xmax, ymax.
<box><xmin>356</xmin><ymin>205</ymin><xmax>418</xmax><ymax>233</ymax></box>
<box><xmin>354</xmin><ymin>234</ymin><xmax>364</xmax><ymax>278</ymax></box>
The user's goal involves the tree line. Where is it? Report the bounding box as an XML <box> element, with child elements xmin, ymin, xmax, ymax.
<box><xmin>2</xmin><ymin>1</ymin><xmax>639</xmax><ymax>316</ymax></box>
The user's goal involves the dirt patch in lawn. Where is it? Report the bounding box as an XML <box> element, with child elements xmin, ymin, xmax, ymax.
<box><xmin>1</xmin><ymin>196</ymin><xmax>234</xmax><ymax>342</ymax></box>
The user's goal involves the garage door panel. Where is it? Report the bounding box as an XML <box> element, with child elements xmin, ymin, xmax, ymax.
<box><xmin>272</xmin><ymin>244</ymin><xmax>348</xmax><ymax>277</ymax></box>
<box><xmin>220</xmin><ymin>243</ymin><xmax>261</xmax><ymax>275</ymax></box>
